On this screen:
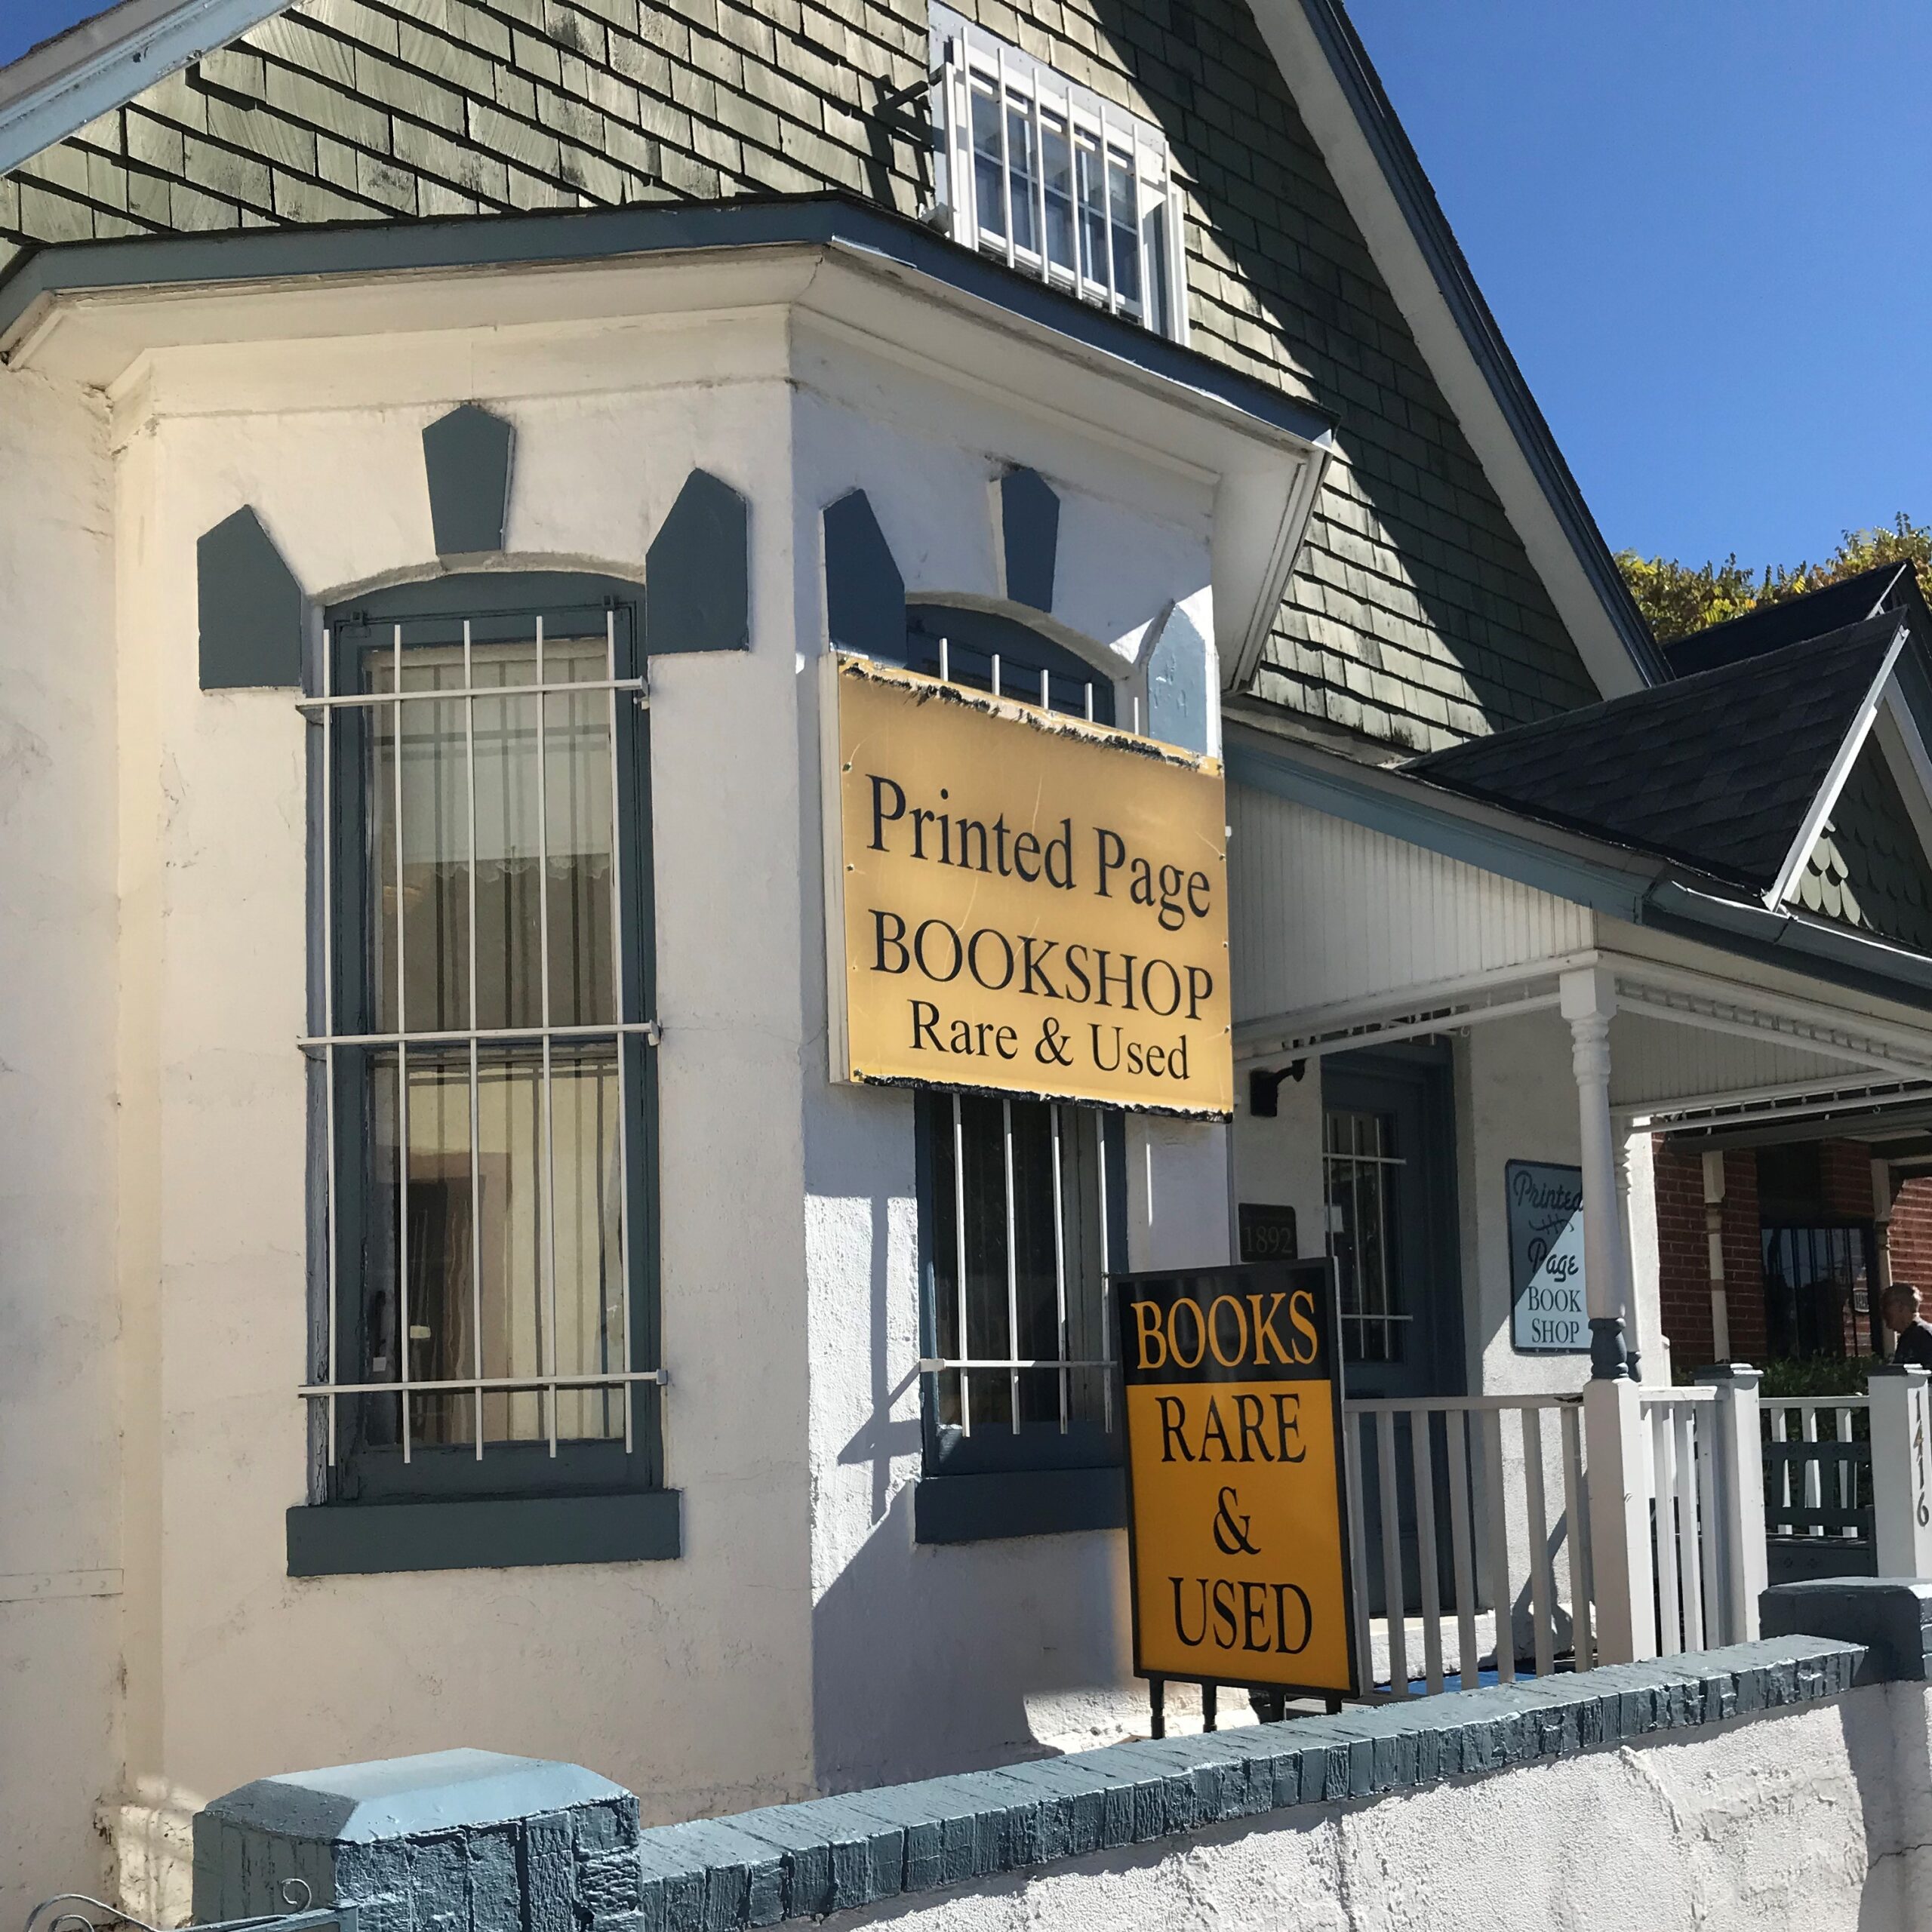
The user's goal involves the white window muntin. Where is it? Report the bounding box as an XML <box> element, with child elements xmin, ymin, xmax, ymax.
<box><xmin>919</xmin><ymin>1091</ymin><xmax>1120</xmax><ymax>1440</ymax></box>
<box><xmin>931</xmin><ymin>7</ymin><xmax>1187</xmax><ymax>343</ymax></box>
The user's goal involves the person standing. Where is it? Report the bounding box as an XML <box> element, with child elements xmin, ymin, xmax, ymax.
<box><xmin>1881</xmin><ymin>1282</ymin><xmax>1932</xmax><ymax>1368</ymax></box>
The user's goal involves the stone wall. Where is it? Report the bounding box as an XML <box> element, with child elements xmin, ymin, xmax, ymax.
<box><xmin>192</xmin><ymin>1607</ymin><xmax>1932</xmax><ymax>1932</ymax></box>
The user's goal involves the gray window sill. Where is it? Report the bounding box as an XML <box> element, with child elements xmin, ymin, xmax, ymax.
<box><xmin>287</xmin><ymin>1490</ymin><xmax>682</xmax><ymax>1577</ymax></box>
<box><xmin>913</xmin><ymin>1466</ymin><xmax>1124</xmax><ymax>1545</ymax></box>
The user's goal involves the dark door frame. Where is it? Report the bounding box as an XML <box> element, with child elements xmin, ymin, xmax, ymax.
<box><xmin>1320</xmin><ymin>1041</ymin><xmax>1468</xmax><ymax>1401</ymax></box>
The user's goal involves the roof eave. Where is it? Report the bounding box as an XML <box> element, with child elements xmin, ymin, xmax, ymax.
<box><xmin>1240</xmin><ymin>0</ymin><xmax>1666</xmax><ymax>699</ymax></box>
<box><xmin>1643</xmin><ymin>879</ymin><xmax>1932</xmax><ymax>1017</ymax></box>
<box><xmin>1225</xmin><ymin>718</ymin><xmax>1674</xmax><ymax>922</ymax></box>
<box><xmin>1226</xmin><ymin>718</ymin><xmax>1932</xmax><ymax>1017</ymax></box>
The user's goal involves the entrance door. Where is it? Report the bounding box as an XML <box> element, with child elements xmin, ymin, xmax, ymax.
<box><xmin>1323</xmin><ymin>1048</ymin><xmax>1463</xmax><ymax>1398</ymax></box>
<box><xmin>1323</xmin><ymin>1047</ymin><xmax>1464</xmax><ymax>1632</ymax></box>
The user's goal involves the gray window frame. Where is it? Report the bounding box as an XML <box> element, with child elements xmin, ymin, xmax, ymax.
<box><xmin>297</xmin><ymin>571</ymin><xmax>666</xmax><ymax>1536</ymax></box>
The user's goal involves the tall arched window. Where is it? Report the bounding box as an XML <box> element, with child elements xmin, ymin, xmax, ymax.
<box><xmin>297</xmin><ymin>574</ymin><xmax>668</xmax><ymax>1564</ymax></box>
<box><xmin>895</xmin><ymin>604</ymin><xmax>1129</xmax><ymax>1544</ymax></box>
<box><xmin>904</xmin><ymin>601</ymin><xmax>1117</xmax><ymax>724</ymax></box>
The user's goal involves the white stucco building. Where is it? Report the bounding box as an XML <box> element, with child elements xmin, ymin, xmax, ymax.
<box><xmin>11</xmin><ymin>1</ymin><xmax>1932</xmax><ymax>1924</ymax></box>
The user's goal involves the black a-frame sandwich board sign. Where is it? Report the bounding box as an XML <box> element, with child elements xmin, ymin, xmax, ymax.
<box><xmin>1115</xmin><ymin>1258</ymin><xmax>1358</xmax><ymax>1731</ymax></box>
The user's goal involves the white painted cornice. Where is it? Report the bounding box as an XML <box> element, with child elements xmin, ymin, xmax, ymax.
<box><xmin>5</xmin><ymin>232</ymin><xmax>1331</xmax><ymax>681</ymax></box>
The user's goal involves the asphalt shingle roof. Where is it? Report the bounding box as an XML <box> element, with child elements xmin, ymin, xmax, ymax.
<box><xmin>1666</xmin><ymin>564</ymin><xmax>1912</xmax><ymax>676</ymax></box>
<box><xmin>1403</xmin><ymin>614</ymin><xmax>1903</xmax><ymax>891</ymax></box>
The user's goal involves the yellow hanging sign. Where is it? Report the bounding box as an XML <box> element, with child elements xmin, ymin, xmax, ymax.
<box><xmin>1117</xmin><ymin>1260</ymin><xmax>1358</xmax><ymax>1699</ymax></box>
<box><xmin>824</xmin><ymin>654</ymin><xmax>1233</xmax><ymax>1116</ymax></box>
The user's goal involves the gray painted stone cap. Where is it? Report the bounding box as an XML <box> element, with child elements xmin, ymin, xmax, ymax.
<box><xmin>1762</xmin><ymin>1577</ymin><xmax>1932</xmax><ymax>1683</ymax></box>
<box><xmin>206</xmin><ymin>1747</ymin><xmax>628</xmax><ymax>1844</ymax></box>
<box><xmin>630</xmin><ymin>1635</ymin><xmax>1867</xmax><ymax>1931</ymax></box>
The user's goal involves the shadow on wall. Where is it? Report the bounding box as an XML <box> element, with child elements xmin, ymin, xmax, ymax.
<box><xmin>1078</xmin><ymin>0</ymin><xmax>1599</xmax><ymax>746</ymax></box>
<box><xmin>803</xmin><ymin>1154</ymin><xmax>1130</xmax><ymax>1795</ymax></box>
<box><xmin>1847</xmin><ymin>1681</ymin><xmax>1930</xmax><ymax>1929</ymax></box>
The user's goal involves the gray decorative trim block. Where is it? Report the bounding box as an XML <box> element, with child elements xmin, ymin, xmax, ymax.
<box><xmin>286</xmin><ymin>1491</ymin><xmax>682</xmax><ymax>1577</ymax></box>
<box><xmin>198</xmin><ymin>504</ymin><xmax>305</xmax><ymax>691</ymax></box>
<box><xmin>1144</xmin><ymin>601</ymin><xmax>1212</xmax><ymax>756</ymax></box>
<box><xmin>913</xmin><ymin>1466</ymin><xmax>1125</xmax><ymax>1545</ymax></box>
<box><xmin>628</xmin><ymin>1635</ymin><xmax>1863</xmax><ymax>1928</ymax></box>
<box><xmin>998</xmin><ymin>468</ymin><xmax>1059</xmax><ymax>614</ymax></box>
<box><xmin>646</xmin><ymin>469</ymin><xmax>751</xmax><ymax>654</ymax></box>
<box><xmin>192</xmin><ymin>1749</ymin><xmax>638</xmax><ymax>1927</ymax></box>
<box><xmin>1760</xmin><ymin>1577</ymin><xmax>1932</xmax><ymax>1683</ymax></box>
<box><xmin>823</xmin><ymin>490</ymin><xmax>904</xmax><ymax>660</ymax></box>
<box><xmin>423</xmin><ymin>405</ymin><xmax>515</xmax><ymax>557</ymax></box>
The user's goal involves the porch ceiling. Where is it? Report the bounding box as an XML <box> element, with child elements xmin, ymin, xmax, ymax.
<box><xmin>1235</xmin><ymin>943</ymin><xmax>1932</xmax><ymax>1124</ymax></box>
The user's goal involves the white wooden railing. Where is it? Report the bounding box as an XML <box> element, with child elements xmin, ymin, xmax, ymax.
<box><xmin>1341</xmin><ymin>1370</ymin><xmax>1769</xmax><ymax>1701</ymax></box>
<box><xmin>1639</xmin><ymin>1386</ymin><xmax>1721</xmax><ymax>1654</ymax></box>
<box><xmin>1340</xmin><ymin>1395</ymin><xmax>1592</xmax><ymax>1699</ymax></box>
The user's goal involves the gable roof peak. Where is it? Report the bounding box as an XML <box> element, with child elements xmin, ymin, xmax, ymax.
<box><xmin>1402</xmin><ymin>611</ymin><xmax>1915</xmax><ymax>895</ymax></box>
<box><xmin>1245</xmin><ymin>0</ymin><xmax>1666</xmax><ymax>700</ymax></box>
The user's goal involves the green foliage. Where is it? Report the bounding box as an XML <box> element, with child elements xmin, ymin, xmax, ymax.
<box><xmin>1757</xmin><ymin>1354</ymin><xmax>1878</xmax><ymax>1400</ymax></box>
<box><xmin>1615</xmin><ymin>551</ymin><xmax>1761</xmax><ymax>644</ymax></box>
<box><xmin>1617</xmin><ymin>513</ymin><xmax>1932</xmax><ymax>645</ymax></box>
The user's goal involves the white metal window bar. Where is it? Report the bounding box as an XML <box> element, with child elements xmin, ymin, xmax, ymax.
<box><xmin>919</xmin><ymin>1091</ymin><xmax>1116</xmax><ymax>1438</ymax></box>
<box><xmin>1324</xmin><ymin>1109</ymin><xmax>1412</xmax><ymax>1364</ymax></box>
<box><xmin>299</xmin><ymin>610</ymin><xmax>663</xmax><ymax>1471</ymax></box>
<box><xmin>931</xmin><ymin>5</ymin><xmax>1187</xmax><ymax>344</ymax></box>
<box><xmin>912</xmin><ymin>616</ymin><xmax>1107</xmax><ymax>725</ymax></box>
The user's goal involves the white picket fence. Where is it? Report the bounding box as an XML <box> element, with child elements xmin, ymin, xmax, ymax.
<box><xmin>1340</xmin><ymin>1394</ymin><xmax>1591</xmax><ymax>1699</ymax></box>
<box><xmin>1640</xmin><ymin>1386</ymin><xmax>1727</xmax><ymax>1656</ymax></box>
<box><xmin>1340</xmin><ymin>1373</ymin><xmax>1764</xmax><ymax>1701</ymax></box>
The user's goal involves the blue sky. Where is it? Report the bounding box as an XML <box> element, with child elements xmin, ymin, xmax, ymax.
<box><xmin>1</xmin><ymin>1</ymin><xmax>104</xmax><ymax>68</ymax></box>
<box><xmin>1347</xmin><ymin>0</ymin><xmax>1932</xmax><ymax>569</ymax></box>
<box><xmin>8</xmin><ymin>1</ymin><xmax>1929</xmax><ymax>570</ymax></box>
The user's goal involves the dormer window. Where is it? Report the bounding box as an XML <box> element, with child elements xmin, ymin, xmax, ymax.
<box><xmin>931</xmin><ymin>8</ymin><xmax>1187</xmax><ymax>343</ymax></box>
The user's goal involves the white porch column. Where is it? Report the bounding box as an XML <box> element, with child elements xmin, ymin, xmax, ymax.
<box><xmin>1873</xmin><ymin>1159</ymin><xmax>1897</xmax><ymax>1360</ymax></box>
<box><xmin>1562</xmin><ymin>966</ymin><xmax>1657</xmax><ymax>1662</ymax></box>
<box><xmin>1702</xmin><ymin>1149</ymin><xmax>1733</xmax><ymax>1363</ymax></box>
<box><xmin>1561</xmin><ymin>967</ymin><xmax>1632</xmax><ymax>1376</ymax></box>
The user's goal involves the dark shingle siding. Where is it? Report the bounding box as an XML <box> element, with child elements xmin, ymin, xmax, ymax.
<box><xmin>1816</xmin><ymin>743</ymin><xmax>1932</xmax><ymax>954</ymax></box>
<box><xmin>0</xmin><ymin>0</ymin><xmax>931</xmax><ymax>261</ymax></box>
<box><xmin>926</xmin><ymin>0</ymin><xmax>1600</xmax><ymax>749</ymax></box>
<box><xmin>2</xmin><ymin>0</ymin><xmax>1599</xmax><ymax>752</ymax></box>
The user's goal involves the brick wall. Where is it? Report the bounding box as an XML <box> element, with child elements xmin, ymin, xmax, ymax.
<box><xmin>1817</xmin><ymin>1140</ymin><xmax>1876</xmax><ymax>1223</ymax></box>
<box><xmin>1887</xmin><ymin>1174</ymin><xmax>1932</xmax><ymax>1293</ymax></box>
<box><xmin>0</xmin><ymin>0</ymin><xmax>1602</xmax><ymax>755</ymax></box>
<box><xmin>1655</xmin><ymin>1137</ymin><xmax>1908</xmax><ymax>1367</ymax></box>
<box><xmin>1652</xmin><ymin>1139</ymin><xmax>1764</xmax><ymax>1371</ymax></box>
